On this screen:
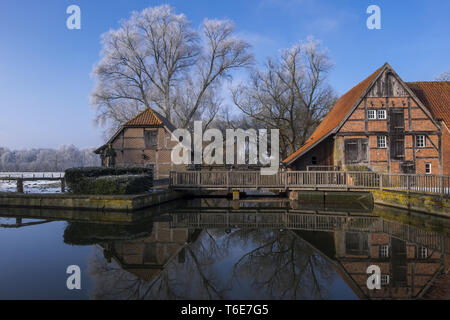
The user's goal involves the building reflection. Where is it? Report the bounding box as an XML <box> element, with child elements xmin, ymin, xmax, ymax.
<box><xmin>78</xmin><ymin>201</ymin><xmax>449</xmax><ymax>300</ymax></box>
<box><xmin>335</xmin><ymin>230</ymin><xmax>449</xmax><ymax>299</ymax></box>
<box><xmin>5</xmin><ymin>199</ymin><xmax>445</xmax><ymax>300</ymax></box>
<box><xmin>99</xmin><ymin>221</ymin><xmax>197</xmax><ymax>283</ymax></box>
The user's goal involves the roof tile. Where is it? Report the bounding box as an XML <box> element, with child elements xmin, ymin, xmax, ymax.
<box><xmin>407</xmin><ymin>81</ymin><xmax>450</xmax><ymax>128</ymax></box>
<box><xmin>283</xmin><ymin>65</ymin><xmax>384</xmax><ymax>164</ymax></box>
<box><xmin>125</xmin><ymin>108</ymin><xmax>163</xmax><ymax>126</ymax></box>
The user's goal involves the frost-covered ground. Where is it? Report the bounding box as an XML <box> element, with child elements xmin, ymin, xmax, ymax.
<box><xmin>0</xmin><ymin>172</ymin><xmax>64</xmax><ymax>194</ymax></box>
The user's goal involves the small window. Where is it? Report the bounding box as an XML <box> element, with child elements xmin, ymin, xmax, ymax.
<box><xmin>144</xmin><ymin>130</ymin><xmax>158</xmax><ymax>149</ymax></box>
<box><xmin>416</xmin><ymin>135</ymin><xmax>426</xmax><ymax>148</ymax></box>
<box><xmin>377</xmin><ymin>136</ymin><xmax>387</xmax><ymax>148</ymax></box>
<box><xmin>377</xmin><ymin>109</ymin><xmax>387</xmax><ymax>120</ymax></box>
<box><xmin>425</xmin><ymin>163</ymin><xmax>431</xmax><ymax>175</ymax></box>
<box><xmin>381</xmin><ymin>275</ymin><xmax>390</xmax><ymax>286</ymax></box>
<box><xmin>311</xmin><ymin>156</ymin><xmax>318</xmax><ymax>165</ymax></box>
<box><xmin>380</xmin><ymin>245</ymin><xmax>389</xmax><ymax>258</ymax></box>
<box><xmin>368</xmin><ymin>110</ymin><xmax>376</xmax><ymax>120</ymax></box>
<box><xmin>419</xmin><ymin>247</ymin><xmax>428</xmax><ymax>259</ymax></box>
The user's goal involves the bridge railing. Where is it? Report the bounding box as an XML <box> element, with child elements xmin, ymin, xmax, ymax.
<box><xmin>170</xmin><ymin>171</ymin><xmax>450</xmax><ymax>196</ymax></box>
<box><xmin>381</xmin><ymin>173</ymin><xmax>449</xmax><ymax>195</ymax></box>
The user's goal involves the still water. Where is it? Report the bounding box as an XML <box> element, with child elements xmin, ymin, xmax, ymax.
<box><xmin>0</xmin><ymin>198</ymin><xmax>449</xmax><ymax>300</ymax></box>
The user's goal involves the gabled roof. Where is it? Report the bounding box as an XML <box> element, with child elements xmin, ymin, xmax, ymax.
<box><xmin>94</xmin><ymin>108</ymin><xmax>176</xmax><ymax>154</ymax></box>
<box><xmin>125</xmin><ymin>108</ymin><xmax>176</xmax><ymax>132</ymax></box>
<box><xmin>283</xmin><ymin>64</ymin><xmax>385</xmax><ymax>165</ymax></box>
<box><xmin>407</xmin><ymin>81</ymin><xmax>450</xmax><ymax>128</ymax></box>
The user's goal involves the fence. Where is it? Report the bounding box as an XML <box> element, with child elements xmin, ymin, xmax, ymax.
<box><xmin>170</xmin><ymin>171</ymin><xmax>450</xmax><ymax>196</ymax></box>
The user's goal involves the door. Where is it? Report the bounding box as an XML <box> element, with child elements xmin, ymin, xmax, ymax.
<box><xmin>390</xmin><ymin>110</ymin><xmax>405</xmax><ymax>160</ymax></box>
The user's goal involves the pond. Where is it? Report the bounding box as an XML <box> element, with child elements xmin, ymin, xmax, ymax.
<box><xmin>0</xmin><ymin>198</ymin><xmax>448</xmax><ymax>300</ymax></box>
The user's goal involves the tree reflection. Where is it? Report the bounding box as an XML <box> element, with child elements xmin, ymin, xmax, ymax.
<box><xmin>88</xmin><ymin>224</ymin><xmax>336</xmax><ymax>300</ymax></box>
<box><xmin>228</xmin><ymin>229</ymin><xmax>335</xmax><ymax>299</ymax></box>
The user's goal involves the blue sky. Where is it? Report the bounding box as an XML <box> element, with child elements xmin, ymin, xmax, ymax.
<box><xmin>0</xmin><ymin>0</ymin><xmax>449</xmax><ymax>149</ymax></box>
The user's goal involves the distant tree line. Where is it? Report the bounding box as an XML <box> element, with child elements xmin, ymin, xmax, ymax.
<box><xmin>0</xmin><ymin>145</ymin><xmax>100</xmax><ymax>172</ymax></box>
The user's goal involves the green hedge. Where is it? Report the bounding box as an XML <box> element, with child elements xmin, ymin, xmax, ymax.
<box><xmin>65</xmin><ymin>167</ymin><xmax>153</xmax><ymax>195</ymax></box>
<box><xmin>67</xmin><ymin>175</ymin><xmax>153</xmax><ymax>195</ymax></box>
<box><xmin>65</xmin><ymin>167</ymin><xmax>153</xmax><ymax>184</ymax></box>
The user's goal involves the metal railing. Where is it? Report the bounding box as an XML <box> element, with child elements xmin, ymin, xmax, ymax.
<box><xmin>170</xmin><ymin>171</ymin><xmax>450</xmax><ymax>196</ymax></box>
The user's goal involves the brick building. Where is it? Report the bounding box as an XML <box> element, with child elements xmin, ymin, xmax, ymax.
<box><xmin>334</xmin><ymin>230</ymin><xmax>448</xmax><ymax>299</ymax></box>
<box><xmin>100</xmin><ymin>221</ymin><xmax>194</xmax><ymax>283</ymax></box>
<box><xmin>284</xmin><ymin>63</ymin><xmax>450</xmax><ymax>175</ymax></box>
<box><xmin>95</xmin><ymin>108</ymin><xmax>184</xmax><ymax>179</ymax></box>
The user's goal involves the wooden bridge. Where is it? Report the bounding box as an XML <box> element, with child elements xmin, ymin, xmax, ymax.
<box><xmin>170</xmin><ymin>171</ymin><xmax>450</xmax><ymax>196</ymax></box>
<box><xmin>0</xmin><ymin>174</ymin><xmax>65</xmax><ymax>193</ymax></box>
<box><xmin>168</xmin><ymin>211</ymin><xmax>450</xmax><ymax>254</ymax></box>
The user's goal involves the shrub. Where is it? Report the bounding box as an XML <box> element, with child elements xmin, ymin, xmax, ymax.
<box><xmin>65</xmin><ymin>167</ymin><xmax>153</xmax><ymax>184</ymax></box>
<box><xmin>65</xmin><ymin>167</ymin><xmax>153</xmax><ymax>195</ymax></box>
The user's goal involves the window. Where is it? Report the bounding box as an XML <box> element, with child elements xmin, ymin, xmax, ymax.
<box><xmin>390</xmin><ymin>109</ymin><xmax>405</xmax><ymax>132</ymax></box>
<box><xmin>419</xmin><ymin>247</ymin><xmax>428</xmax><ymax>259</ymax></box>
<box><xmin>425</xmin><ymin>163</ymin><xmax>432</xmax><ymax>175</ymax></box>
<box><xmin>344</xmin><ymin>139</ymin><xmax>369</xmax><ymax>164</ymax></box>
<box><xmin>381</xmin><ymin>275</ymin><xmax>390</xmax><ymax>286</ymax></box>
<box><xmin>345</xmin><ymin>232</ymin><xmax>369</xmax><ymax>255</ymax></box>
<box><xmin>377</xmin><ymin>136</ymin><xmax>387</xmax><ymax>148</ymax></box>
<box><xmin>311</xmin><ymin>156</ymin><xmax>318</xmax><ymax>165</ymax></box>
<box><xmin>380</xmin><ymin>245</ymin><xmax>389</xmax><ymax>258</ymax></box>
<box><xmin>143</xmin><ymin>243</ymin><xmax>158</xmax><ymax>263</ymax></box>
<box><xmin>416</xmin><ymin>135</ymin><xmax>426</xmax><ymax>148</ymax></box>
<box><xmin>144</xmin><ymin>130</ymin><xmax>158</xmax><ymax>149</ymax></box>
<box><xmin>391</xmin><ymin>135</ymin><xmax>405</xmax><ymax>160</ymax></box>
<box><xmin>368</xmin><ymin>110</ymin><xmax>376</xmax><ymax>120</ymax></box>
<box><xmin>377</xmin><ymin>109</ymin><xmax>387</xmax><ymax>120</ymax></box>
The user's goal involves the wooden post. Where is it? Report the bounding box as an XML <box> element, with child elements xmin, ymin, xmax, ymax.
<box><xmin>233</xmin><ymin>191</ymin><xmax>240</xmax><ymax>200</ymax></box>
<box><xmin>61</xmin><ymin>178</ymin><xmax>66</xmax><ymax>193</ymax></box>
<box><xmin>380</xmin><ymin>173</ymin><xmax>383</xmax><ymax>190</ymax></box>
<box><xmin>407</xmin><ymin>175</ymin><xmax>410</xmax><ymax>194</ymax></box>
<box><xmin>440</xmin><ymin>176</ymin><xmax>445</xmax><ymax>197</ymax></box>
<box><xmin>17</xmin><ymin>179</ymin><xmax>24</xmax><ymax>193</ymax></box>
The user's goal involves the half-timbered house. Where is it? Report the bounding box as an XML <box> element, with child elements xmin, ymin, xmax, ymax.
<box><xmin>284</xmin><ymin>63</ymin><xmax>450</xmax><ymax>175</ymax></box>
<box><xmin>94</xmin><ymin>108</ymin><xmax>184</xmax><ymax>180</ymax></box>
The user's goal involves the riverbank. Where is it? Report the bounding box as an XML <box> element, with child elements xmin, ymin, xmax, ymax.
<box><xmin>0</xmin><ymin>190</ymin><xmax>184</xmax><ymax>212</ymax></box>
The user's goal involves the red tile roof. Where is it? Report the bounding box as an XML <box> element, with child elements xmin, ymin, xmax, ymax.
<box><xmin>125</xmin><ymin>108</ymin><xmax>163</xmax><ymax>126</ymax></box>
<box><xmin>95</xmin><ymin>108</ymin><xmax>175</xmax><ymax>153</ymax></box>
<box><xmin>283</xmin><ymin>65</ymin><xmax>385</xmax><ymax>164</ymax></box>
<box><xmin>407</xmin><ymin>81</ymin><xmax>450</xmax><ymax>128</ymax></box>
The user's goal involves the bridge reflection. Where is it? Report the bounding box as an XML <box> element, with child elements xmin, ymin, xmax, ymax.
<box><xmin>1</xmin><ymin>200</ymin><xmax>448</xmax><ymax>300</ymax></box>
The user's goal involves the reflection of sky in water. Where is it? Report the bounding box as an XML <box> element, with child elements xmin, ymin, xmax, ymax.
<box><xmin>0</xmin><ymin>219</ymin><xmax>357</xmax><ymax>300</ymax></box>
<box><xmin>0</xmin><ymin>221</ymin><xmax>93</xmax><ymax>299</ymax></box>
<box><xmin>0</xmin><ymin>206</ymin><xmax>448</xmax><ymax>300</ymax></box>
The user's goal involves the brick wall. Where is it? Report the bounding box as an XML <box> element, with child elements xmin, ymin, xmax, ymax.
<box><xmin>336</xmin><ymin>93</ymin><xmax>441</xmax><ymax>174</ymax></box>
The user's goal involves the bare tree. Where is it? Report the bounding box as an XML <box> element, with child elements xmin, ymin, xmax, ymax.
<box><xmin>0</xmin><ymin>146</ymin><xmax>100</xmax><ymax>172</ymax></box>
<box><xmin>91</xmin><ymin>5</ymin><xmax>253</xmax><ymax>134</ymax></box>
<box><xmin>232</xmin><ymin>37</ymin><xmax>337</xmax><ymax>159</ymax></box>
<box><xmin>435</xmin><ymin>69</ymin><xmax>450</xmax><ymax>81</ymax></box>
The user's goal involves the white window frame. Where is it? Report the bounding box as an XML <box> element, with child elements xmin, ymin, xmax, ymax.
<box><xmin>419</xmin><ymin>247</ymin><xmax>428</xmax><ymax>259</ymax></box>
<box><xmin>381</xmin><ymin>275</ymin><xmax>390</xmax><ymax>286</ymax></box>
<box><xmin>377</xmin><ymin>109</ymin><xmax>387</xmax><ymax>120</ymax></box>
<box><xmin>367</xmin><ymin>110</ymin><xmax>376</xmax><ymax>120</ymax></box>
<box><xmin>425</xmin><ymin>163</ymin><xmax>432</xmax><ymax>175</ymax></box>
<box><xmin>377</xmin><ymin>136</ymin><xmax>387</xmax><ymax>149</ymax></box>
<box><xmin>380</xmin><ymin>245</ymin><xmax>389</xmax><ymax>258</ymax></box>
<box><xmin>416</xmin><ymin>135</ymin><xmax>426</xmax><ymax>148</ymax></box>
